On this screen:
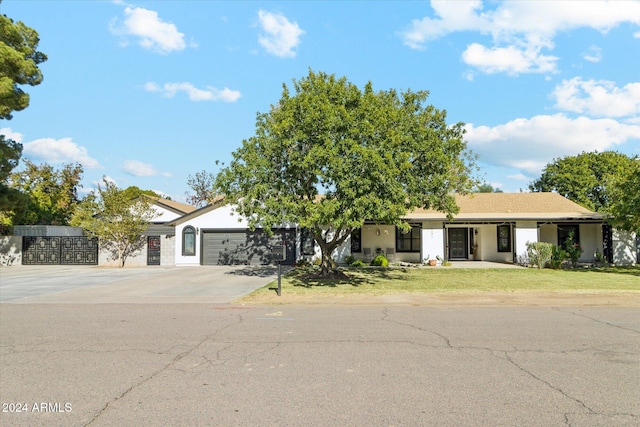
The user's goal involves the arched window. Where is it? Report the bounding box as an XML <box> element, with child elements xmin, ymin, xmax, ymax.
<box><xmin>182</xmin><ymin>226</ymin><xmax>196</xmax><ymax>256</ymax></box>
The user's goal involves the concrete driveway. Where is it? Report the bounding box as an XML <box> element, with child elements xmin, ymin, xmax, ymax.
<box><xmin>0</xmin><ymin>265</ymin><xmax>281</xmax><ymax>304</ymax></box>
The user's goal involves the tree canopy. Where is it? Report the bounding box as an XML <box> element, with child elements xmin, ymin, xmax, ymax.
<box><xmin>185</xmin><ymin>170</ymin><xmax>216</xmax><ymax>208</ymax></box>
<box><xmin>120</xmin><ymin>185</ymin><xmax>160</xmax><ymax>201</ymax></box>
<box><xmin>71</xmin><ymin>178</ymin><xmax>156</xmax><ymax>267</ymax></box>
<box><xmin>9</xmin><ymin>160</ymin><xmax>83</xmax><ymax>226</ymax></box>
<box><xmin>215</xmin><ymin>70</ymin><xmax>477</xmax><ymax>274</ymax></box>
<box><xmin>0</xmin><ymin>7</ymin><xmax>47</xmax><ymax>119</ymax></box>
<box><xmin>529</xmin><ymin>151</ymin><xmax>638</xmax><ymax>212</ymax></box>
<box><xmin>0</xmin><ymin>134</ymin><xmax>27</xmax><ymax>233</ymax></box>
<box><xmin>608</xmin><ymin>160</ymin><xmax>640</xmax><ymax>233</ymax></box>
<box><xmin>475</xmin><ymin>183</ymin><xmax>503</xmax><ymax>193</ymax></box>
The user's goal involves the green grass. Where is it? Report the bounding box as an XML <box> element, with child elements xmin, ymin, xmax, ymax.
<box><xmin>246</xmin><ymin>266</ymin><xmax>640</xmax><ymax>298</ymax></box>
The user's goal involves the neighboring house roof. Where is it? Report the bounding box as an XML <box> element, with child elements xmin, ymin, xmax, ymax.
<box><xmin>144</xmin><ymin>196</ymin><xmax>197</xmax><ymax>216</ymax></box>
<box><xmin>404</xmin><ymin>193</ymin><xmax>605</xmax><ymax>222</ymax></box>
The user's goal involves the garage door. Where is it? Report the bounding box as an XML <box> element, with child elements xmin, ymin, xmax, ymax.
<box><xmin>202</xmin><ymin>229</ymin><xmax>295</xmax><ymax>266</ymax></box>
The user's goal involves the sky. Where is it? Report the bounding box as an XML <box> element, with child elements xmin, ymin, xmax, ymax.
<box><xmin>1</xmin><ymin>0</ymin><xmax>639</xmax><ymax>202</ymax></box>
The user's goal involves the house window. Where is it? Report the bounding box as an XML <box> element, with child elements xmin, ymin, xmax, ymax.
<box><xmin>558</xmin><ymin>224</ymin><xmax>580</xmax><ymax>249</ymax></box>
<box><xmin>396</xmin><ymin>225</ymin><xmax>421</xmax><ymax>252</ymax></box>
<box><xmin>497</xmin><ymin>224</ymin><xmax>511</xmax><ymax>253</ymax></box>
<box><xmin>182</xmin><ymin>226</ymin><xmax>196</xmax><ymax>256</ymax></box>
<box><xmin>350</xmin><ymin>229</ymin><xmax>361</xmax><ymax>253</ymax></box>
<box><xmin>301</xmin><ymin>228</ymin><xmax>315</xmax><ymax>256</ymax></box>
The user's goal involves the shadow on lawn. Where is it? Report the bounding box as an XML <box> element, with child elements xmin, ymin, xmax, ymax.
<box><xmin>290</xmin><ymin>267</ymin><xmax>408</xmax><ymax>288</ymax></box>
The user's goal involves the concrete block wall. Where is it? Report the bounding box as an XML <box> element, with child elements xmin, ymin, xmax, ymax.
<box><xmin>0</xmin><ymin>236</ymin><xmax>22</xmax><ymax>266</ymax></box>
<box><xmin>160</xmin><ymin>235</ymin><xmax>175</xmax><ymax>266</ymax></box>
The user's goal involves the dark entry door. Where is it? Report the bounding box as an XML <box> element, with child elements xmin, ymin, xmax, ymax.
<box><xmin>147</xmin><ymin>236</ymin><xmax>161</xmax><ymax>265</ymax></box>
<box><xmin>449</xmin><ymin>229</ymin><xmax>468</xmax><ymax>259</ymax></box>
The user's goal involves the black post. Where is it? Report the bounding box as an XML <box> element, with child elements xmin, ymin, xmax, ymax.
<box><xmin>277</xmin><ymin>261</ymin><xmax>282</xmax><ymax>296</ymax></box>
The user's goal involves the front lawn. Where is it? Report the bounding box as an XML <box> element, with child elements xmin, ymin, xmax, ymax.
<box><xmin>240</xmin><ymin>266</ymin><xmax>640</xmax><ymax>301</ymax></box>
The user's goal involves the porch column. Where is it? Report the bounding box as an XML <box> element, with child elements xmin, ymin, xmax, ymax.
<box><xmin>514</xmin><ymin>221</ymin><xmax>538</xmax><ymax>264</ymax></box>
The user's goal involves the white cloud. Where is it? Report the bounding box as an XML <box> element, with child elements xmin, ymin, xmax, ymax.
<box><xmin>401</xmin><ymin>0</ymin><xmax>640</xmax><ymax>75</ymax></box>
<box><xmin>123</xmin><ymin>160</ymin><xmax>171</xmax><ymax>177</ymax></box>
<box><xmin>110</xmin><ymin>6</ymin><xmax>187</xmax><ymax>54</ymax></box>
<box><xmin>582</xmin><ymin>45</ymin><xmax>602</xmax><ymax>63</ymax></box>
<box><xmin>552</xmin><ymin>78</ymin><xmax>640</xmax><ymax>118</ymax></box>
<box><xmin>0</xmin><ymin>128</ymin><xmax>24</xmax><ymax>143</ymax></box>
<box><xmin>145</xmin><ymin>82</ymin><xmax>241</xmax><ymax>103</ymax></box>
<box><xmin>23</xmin><ymin>137</ymin><xmax>100</xmax><ymax>169</ymax></box>
<box><xmin>506</xmin><ymin>173</ymin><xmax>530</xmax><ymax>182</ymax></box>
<box><xmin>462</xmin><ymin>43</ymin><xmax>558</xmax><ymax>75</ymax></box>
<box><xmin>466</xmin><ymin>114</ymin><xmax>640</xmax><ymax>174</ymax></box>
<box><xmin>257</xmin><ymin>10</ymin><xmax>304</xmax><ymax>58</ymax></box>
<box><xmin>0</xmin><ymin>127</ymin><xmax>24</xmax><ymax>143</ymax></box>
<box><xmin>402</xmin><ymin>0</ymin><xmax>487</xmax><ymax>49</ymax></box>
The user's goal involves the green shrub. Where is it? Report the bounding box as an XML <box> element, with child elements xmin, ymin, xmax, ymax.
<box><xmin>350</xmin><ymin>259</ymin><xmax>367</xmax><ymax>267</ymax></box>
<box><xmin>564</xmin><ymin>231</ymin><xmax>583</xmax><ymax>267</ymax></box>
<box><xmin>344</xmin><ymin>255</ymin><xmax>356</xmax><ymax>265</ymax></box>
<box><xmin>527</xmin><ymin>241</ymin><xmax>553</xmax><ymax>269</ymax></box>
<box><xmin>550</xmin><ymin>245</ymin><xmax>567</xmax><ymax>269</ymax></box>
<box><xmin>371</xmin><ymin>255</ymin><xmax>389</xmax><ymax>267</ymax></box>
<box><xmin>295</xmin><ymin>258</ymin><xmax>311</xmax><ymax>268</ymax></box>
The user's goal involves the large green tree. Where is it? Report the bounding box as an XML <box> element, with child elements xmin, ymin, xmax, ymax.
<box><xmin>0</xmin><ymin>6</ymin><xmax>47</xmax><ymax>119</ymax></box>
<box><xmin>0</xmin><ymin>6</ymin><xmax>47</xmax><ymax>232</ymax></box>
<box><xmin>608</xmin><ymin>160</ymin><xmax>640</xmax><ymax>233</ymax></box>
<box><xmin>215</xmin><ymin>70</ymin><xmax>477</xmax><ymax>274</ymax></box>
<box><xmin>529</xmin><ymin>151</ymin><xmax>638</xmax><ymax>212</ymax></box>
<box><xmin>0</xmin><ymin>133</ymin><xmax>25</xmax><ymax>232</ymax></box>
<box><xmin>0</xmin><ymin>135</ymin><xmax>27</xmax><ymax>233</ymax></box>
<box><xmin>71</xmin><ymin>178</ymin><xmax>156</xmax><ymax>267</ymax></box>
<box><xmin>9</xmin><ymin>159</ymin><xmax>83</xmax><ymax>225</ymax></box>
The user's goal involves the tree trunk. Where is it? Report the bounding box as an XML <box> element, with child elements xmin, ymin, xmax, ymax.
<box><xmin>314</xmin><ymin>227</ymin><xmax>351</xmax><ymax>276</ymax></box>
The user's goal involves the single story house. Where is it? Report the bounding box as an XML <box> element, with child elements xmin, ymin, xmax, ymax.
<box><xmin>169</xmin><ymin>193</ymin><xmax>638</xmax><ymax>267</ymax></box>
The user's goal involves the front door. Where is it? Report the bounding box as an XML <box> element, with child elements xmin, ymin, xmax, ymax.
<box><xmin>449</xmin><ymin>229</ymin><xmax>468</xmax><ymax>259</ymax></box>
<box><xmin>147</xmin><ymin>236</ymin><xmax>161</xmax><ymax>265</ymax></box>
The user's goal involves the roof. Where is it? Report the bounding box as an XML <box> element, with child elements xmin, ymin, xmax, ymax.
<box><xmin>404</xmin><ymin>193</ymin><xmax>605</xmax><ymax>222</ymax></box>
<box><xmin>166</xmin><ymin>196</ymin><xmax>226</xmax><ymax>225</ymax></box>
<box><xmin>167</xmin><ymin>192</ymin><xmax>605</xmax><ymax>226</ymax></box>
<box><xmin>144</xmin><ymin>196</ymin><xmax>197</xmax><ymax>215</ymax></box>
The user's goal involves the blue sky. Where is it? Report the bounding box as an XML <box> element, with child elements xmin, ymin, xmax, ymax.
<box><xmin>2</xmin><ymin>0</ymin><xmax>639</xmax><ymax>202</ymax></box>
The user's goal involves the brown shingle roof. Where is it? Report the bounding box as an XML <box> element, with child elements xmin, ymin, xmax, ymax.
<box><xmin>145</xmin><ymin>196</ymin><xmax>197</xmax><ymax>215</ymax></box>
<box><xmin>404</xmin><ymin>193</ymin><xmax>604</xmax><ymax>221</ymax></box>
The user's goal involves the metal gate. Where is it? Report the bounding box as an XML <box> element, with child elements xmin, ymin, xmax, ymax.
<box><xmin>22</xmin><ymin>236</ymin><xmax>98</xmax><ymax>265</ymax></box>
<box><xmin>147</xmin><ymin>236</ymin><xmax>161</xmax><ymax>265</ymax></box>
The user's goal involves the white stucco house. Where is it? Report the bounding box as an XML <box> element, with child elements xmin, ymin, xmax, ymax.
<box><xmin>98</xmin><ymin>197</ymin><xmax>196</xmax><ymax>267</ymax></box>
<box><xmin>168</xmin><ymin>192</ymin><xmax>638</xmax><ymax>267</ymax></box>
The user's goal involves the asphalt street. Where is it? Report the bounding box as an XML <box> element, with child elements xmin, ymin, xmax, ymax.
<box><xmin>1</xmin><ymin>303</ymin><xmax>638</xmax><ymax>426</ymax></box>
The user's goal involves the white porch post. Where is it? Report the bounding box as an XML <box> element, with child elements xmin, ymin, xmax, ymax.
<box><xmin>514</xmin><ymin>221</ymin><xmax>538</xmax><ymax>264</ymax></box>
